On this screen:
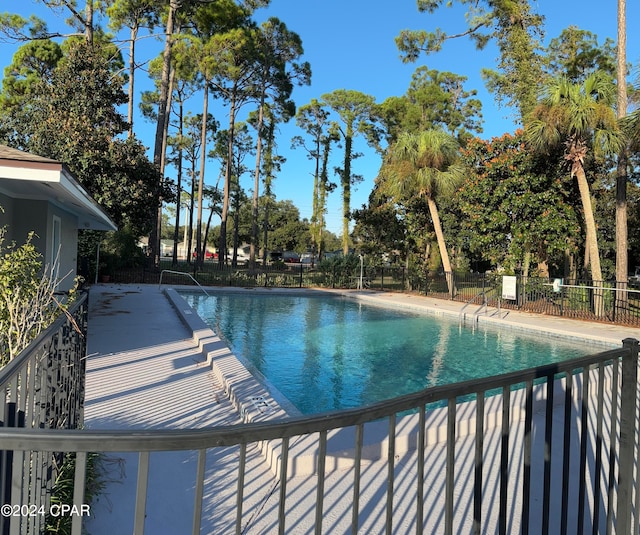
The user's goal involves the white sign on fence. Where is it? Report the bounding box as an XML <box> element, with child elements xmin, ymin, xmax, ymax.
<box><xmin>502</xmin><ymin>275</ymin><xmax>517</xmax><ymax>300</ymax></box>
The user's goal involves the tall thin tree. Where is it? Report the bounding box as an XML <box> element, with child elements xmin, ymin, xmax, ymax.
<box><xmin>527</xmin><ymin>73</ymin><xmax>624</xmax><ymax>315</ymax></box>
<box><xmin>322</xmin><ymin>89</ymin><xmax>376</xmax><ymax>255</ymax></box>
<box><xmin>615</xmin><ymin>0</ymin><xmax>629</xmax><ymax>310</ymax></box>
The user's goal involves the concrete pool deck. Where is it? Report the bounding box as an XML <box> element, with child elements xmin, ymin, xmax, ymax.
<box><xmin>82</xmin><ymin>283</ymin><xmax>640</xmax><ymax>533</ymax></box>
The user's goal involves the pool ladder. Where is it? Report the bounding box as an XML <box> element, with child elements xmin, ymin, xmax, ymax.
<box><xmin>158</xmin><ymin>270</ymin><xmax>211</xmax><ymax>296</ymax></box>
<box><xmin>459</xmin><ymin>291</ymin><xmax>507</xmax><ymax>327</ymax></box>
<box><xmin>459</xmin><ymin>290</ymin><xmax>492</xmax><ymax>326</ymax></box>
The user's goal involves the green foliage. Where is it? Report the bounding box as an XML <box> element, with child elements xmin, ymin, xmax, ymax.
<box><xmin>352</xmin><ymin>190</ymin><xmax>407</xmax><ymax>259</ymax></box>
<box><xmin>377</xmin><ymin>67</ymin><xmax>483</xmax><ymax>142</ymax></box>
<box><xmin>0</xmin><ymin>40</ymin><xmax>163</xmax><ymax>237</ymax></box>
<box><xmin>45</xmin><ymin>452</ymin><xmax>105</xmax><ymax>535</ymax></box>
<box><xmin>317</xmin><ymin>254</ymin><xmax>361</xmax><ymax>286</ymax></box>
<box><xmin>0</xmin><ymin>228</ymin><xmax>73</xmax><ymax>364</ymax></box>
<box><xmin>0</xmin><ymin>12</ymin><xmax>50</xmax><ymax>42</ymax></box>
<box><xmin>0</xmin><ymin>39</ymin><xmax>62</xmax><ymax>111</ymax></box>
<box><xmin>0</xmin><ymin>231</ymin><xmax>41</xmax><ymax>298</ymax></box>
<box><xmin>544</xmin><ymin>26</ymin><xmax>617</xmax><ymax>82</ymax></box>
<box><xmin>456</xmin><ymin>131</ymin><xmax>580</xmax><ymax>273</ymax></box>
<box><xmin>398</xmin><ymin>0</ymin><xmax>545</xmax><ymax>118</ymax></box>
<box><xmin>102</xmin><ymin>228</ymin><xmax>146</xmax><ymax>270</ymax></box>
<box><xmin>321</xmin><ymin>89</ymin><xmax>378</xmax><ymax>253</ymax></box>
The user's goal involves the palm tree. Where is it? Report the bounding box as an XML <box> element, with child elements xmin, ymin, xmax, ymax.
<box><xmin>380</xmin><ymin>129</ymin><xmax>465</xmax><ymax>295</ymax></box>
<box><xmin>526</xmin><ymin>72</ymin><xmax>624</xmax><ymax>315</ymax></box>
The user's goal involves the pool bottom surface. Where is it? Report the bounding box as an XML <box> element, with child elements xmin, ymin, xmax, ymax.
<box><xmin>183</xmin><ymin>292</ymin><xmax>600</xmax><ymax>415</ymax></box>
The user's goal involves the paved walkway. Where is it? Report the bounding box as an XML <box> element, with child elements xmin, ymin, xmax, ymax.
<box><xmin>83</xmin><ymin>285</ymin><xmax>268</xmax><ymax>534</ymax></box>
<box><xmin>81</xmin><ymin>284</ymin><xmax>640</xmax><ymax>534</ymax></box>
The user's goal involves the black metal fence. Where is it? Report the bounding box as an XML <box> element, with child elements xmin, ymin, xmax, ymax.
<box><xmin>107</xmin><ymin>262</ymin><xmax>640</xmax><ymax>326</ymax></box>
<box><xmin>0</xmin><ymin>292</ymin><xmax>88</xmax><ymax>535</ymax></box>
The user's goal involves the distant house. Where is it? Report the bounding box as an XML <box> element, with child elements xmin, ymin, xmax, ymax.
<box><xmin>0</xmin><ymin>145</ymin><xmax>117</xmax><ymax>290</ymax></box>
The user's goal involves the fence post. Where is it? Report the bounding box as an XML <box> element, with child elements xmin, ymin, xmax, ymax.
<box><xmin>299</xmin><ymin>263</ymin><xmax>303</xmax><ymax>288</ymax></box>
<box><xmin>617</xmin><ymin>337</ymin><xmax>639</xmax><ymax>534</ymax></box>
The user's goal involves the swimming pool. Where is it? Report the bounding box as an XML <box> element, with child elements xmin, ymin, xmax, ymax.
<box><xmin>182</xmin><ymin>291</ymin><xmax>601</xmax><ymax>415</ymax></box>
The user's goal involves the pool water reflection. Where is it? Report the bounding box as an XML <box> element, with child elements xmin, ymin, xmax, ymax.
<box><xmin>183</xmin><ymin>292</ymin><xmax>600</xmax><ymax>415</ymax></box>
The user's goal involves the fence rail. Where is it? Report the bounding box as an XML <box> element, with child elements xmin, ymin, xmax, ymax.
<box><xmin>0</xmin><ymin>333</ymin><xmax>638</xmax><ymax>534</ymax></box>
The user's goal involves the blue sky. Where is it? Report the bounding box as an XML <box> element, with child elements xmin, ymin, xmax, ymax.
<box><xmin>1</xmin><ymin>0</ymin><xmax>639</xmax><ymax>236</ymax></box>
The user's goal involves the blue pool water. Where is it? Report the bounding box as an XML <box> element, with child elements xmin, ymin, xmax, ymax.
<box><xmin>182</xmin><ymin>292</ymin><xmax>601</xmax><ymax>415</ymax></box>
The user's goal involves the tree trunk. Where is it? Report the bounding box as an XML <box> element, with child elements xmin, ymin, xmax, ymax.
<box><xmin>250</xmin><ymin>93</ymin><xmax>265</xmax><ymax>270</ymax></box>
<box><xmin>219</xmin><ymin>90</ymin><xmax>237</xmax><ymax>267</ymax></box>
<box><xmin>262</xmin><ymin>196</ymin><xmax>270</xmax><ymax>266</ymax></box>
<box><xmin>232</xmin><ymin>193</ymin><xmax>240</xmax><ymax>268</ymax></box>
<box><xmin>196</xmin><ymin>83</ymin><xmax>209</xmax><ymax>269</ymax></box>
<box><xmin>318</xmin><ymin>136</ymin><xmax>332</xmax><ymax>261</ymax></box>
<box><xmin>427</xmin><ymin>196</ymin><xmax>454</xmax><ymax>296</ymax></box>
<box><xmin>574</xmin><ymin>164</ymin><xmax>604</xmax><ymax>315</ymax></box>
<box><xmin>172</xmin><ymin>100</ymin><xmax>183</xmax><ymax>266</ymax></box>
<box><xmin>187</xmin><ymin>164</ymin><xmax>196</xmax><ymax>265</ymax></box>
<box><xmin>85</xmin><ymin>0</ymin><xmax>93</xmax><ymax>45</ymax></box>
<box><xmin>342</xmin><ymin>133</ymin><xmax>352</xmax><ymax>255</ymax></box>
<box><xmin>203</xmin><ymin>206</ymin><xmax>215</xmax><ymax>261</ymax></box>
<box><xmin>127</xmin><ymin>25</ymin><xmax>138</xmax><ymax>138</ymax></box>
<box><xmin>149</xmin><ymin>0</ymin><xmax>177</xmax><ymax>268</ymax></box>
<box><xmin>310</xmin><ymin>137</ymin><xmax>321</xmax><ymax>260</ymax></box>
<box><xmin>616</xmin><ymin>0</ymin><xmax>629</xmax><ymax>310</ymax></box>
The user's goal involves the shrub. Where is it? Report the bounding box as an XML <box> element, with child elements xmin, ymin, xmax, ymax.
<box><xmin>0</xmin><ymin>229</ymin><xmax>76</xmax><ymax>364</ymax></box>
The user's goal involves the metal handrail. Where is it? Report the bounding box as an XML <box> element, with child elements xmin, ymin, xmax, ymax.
<box><xmin>158</xmin><ymin>269</ymin><xmax>210</xmax><ymax>296</ymax></box>
<box><xmin>458</xmin><ymin>289</ymin><xmax>486</xmax><ymax>322</ymax></box>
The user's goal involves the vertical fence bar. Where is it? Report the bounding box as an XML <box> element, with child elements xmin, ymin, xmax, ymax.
<box><xmin>0</xmin><ymin>378</ymin><xmax>7</xmax><ymax>535</ymax></box>
<box><xmin>561</xmin><ymin>370</ymin><xmax>573</xmax><ymax>535</ymax></box>
<box><xmin>617</xmin><ymin>338</ymin><xmax>639</xmax><ymax>534</ymax></box>
<box><xmin>577</xmin><ymin>367</ymin><xmax>590</xmax><ymax>534</ymax></box>
<box><xmin>278</xmin><ymin>437</ymin><xmax>289</xmax><ymax>535</ymax></box>
<box><xmin>385</xmin><ymin>414</ymin><xmax>396</xmax><ymax>535</ymax></box>
<box><xmin>473</xmin><ymin>392</ymin><xmax>485</xmax><ymax>535</ymax></box>
<box><xmin>192</xmin><ymin>449</ymin><xmax>206</xmax><ymax>535</ymax></box>
<box><xmin>605</xmin><ymin>358</ymin><xmax>619</xmax><ymax>534</ymax></box>
<box><xmin>416</xmin><ymin>405</ymin><xmax>426</xmax><ymax>535</ymax></box>
<box><xmin>542</xmin><ymin>374</ymin><xmax>554</xmax><ymax>533</ymax></box>
<box><xmin>134</xmin><ymin>451</ymin><xmax>150</xmax><ymax>535</ymax></box>
<box><xmin>445</xmin><ymin>398</ymin><xmax>456</xmax><ymax>535</ymax></box>
<box><xmin>351</xmin><ymin>423</ymin><xmax>364</xmax><ymax>535</ymax></box>
<box><xmin>234</xmin><ymin>444</ymin><xmax>246</xmax><ymax>535</ymax></box>
<box><xmin>17</xmin><ymin>366</ymin><xmax>29</xmax><ymax>525</ymax></box>
<box><xmin>633</xmin><ymin>393</ymin><xmax>640</xmax><ymax>535</ymax></box>
<box><xmin>592</xmin><ymin>364</ymin><xmax>605</xmax><ymax>533</ymax></box>
<box><xmin>499</xmin><ymin>386</ymin><xmax>510</xmax><ymax>535</ymax></box>
<box><xmin>522</xmin><ymin>380</ymin><xmax>533</xmax><ymax>535</ymax></box>
<box><xmin>71</xmin><ymin>451</ymin><xmax>87</xmax><ymax>535</ymax></box>
<box><xmin>315</xmin><ymin>431</ymin><xmax>327</xmax><ymax>535</ymax></box>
